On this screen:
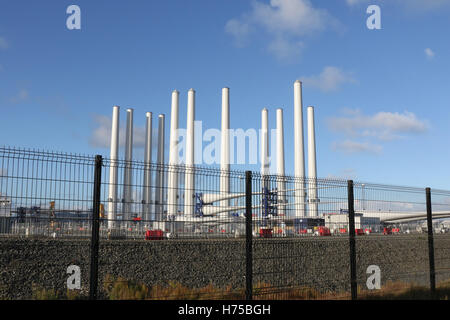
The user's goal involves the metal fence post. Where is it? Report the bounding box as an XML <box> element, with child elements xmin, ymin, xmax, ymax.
<box><xmin>426</xmin><ymin>187</ymin><xmax>436</xmax><ymax>298</ymax></box>
<box><xmin>245</xmin><ymin>171</ymin><xmax>253</xmax><ymax>300</ymax></box>
<box><xmin>89</xmin><ymin>155</ymin><xmax>102</xmax><ymax>300</ymax></box>
<box><xmin>347</xmin><ymin>180</ymin><xmax>357</xmax><ymax>300</ymax></box>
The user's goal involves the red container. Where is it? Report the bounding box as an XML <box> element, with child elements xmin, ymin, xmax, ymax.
<box><xmin>260</xmin><ymin>228</ymin><xmax>273</xmax><ymax>238</ymax></box>
<box><xmin>145</xmin><ymin>229</ymin><xmax>164</xmax><ymax>240</ymax></box>
<box><xmin>318</xmin><ymin>226</ymin><xmax>331</xmax><ymax>236</ymax></box>
<box><xmin>355</xmin><ymin>229</ymin><xmax>365</xmax><ymax>236</ymax></box>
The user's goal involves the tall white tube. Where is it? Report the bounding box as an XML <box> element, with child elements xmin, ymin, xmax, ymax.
<box><xmin>261</xmin><ymin>108</ymin><xmax>269</xmax><ymax>176</ymax></box>
<box><xmin>307</xmin><ymin>106</ymin><xmax>318</xmax><ymax>217</ymax></box>
<box><xmin>261</xmin><ymin>107</ymin><xmax>270</xmax><ymax>204</ymax></box>
<box><xmin>294</xmin><ymin>80</ymin><xmax>306</xmax><ymax>218</ymax></box>
<box><xmin>167</xmin><ymin>90</ymin><xmax>179</xmax><ymax>217</ymax></box>
<box><xmin>220</xmin><ymin>88</ymin><xmax>230</xmax><ymax>212</ymax></box>
<box><xmin>143</xmin><ymin>112</ymin><xmax>152</xmax><ymax>222</ymax></box>
<box><xmin>107</xmin><ymin>105</ymin><xmax>120</xmax><ymax>230</ymax></box>
<box><xmin>155</xmin><ymin>114</ymin><xmax>165</xmax><ymax>221</ymax></box>
<box><xmin>184</xmin><ymin>89</ymin><xmax>195</xmax><ymax>219</ymax></box>
<box><xmin>122</xmin><ymin>108</ymin><xmax>134</xmax><ymax>223</ymax></box>
<box><xmin>276</xmin><ymin>108</ymin><xmax>286</xmax><ymax>216</ymax></box>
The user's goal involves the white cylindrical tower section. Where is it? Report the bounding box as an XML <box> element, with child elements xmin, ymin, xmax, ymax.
<box><xmin>307</xmin><ymin>106</ymin><xmax>318</xmax><ymax>217</ymax></box>
<box><xmin>167</xmin><ymin>90</ymin><xmax>179</xmax><ymax>217</ymax></box>
<box><xmin>261</xmin><ymin>108</ymin><xmax>269</xmax><ymax>176</ymax></box>
<box><xmin>294</xmin><ymin>80</ymin><xmax>306</xmax><ymax>218</ymax></box>
<box><xmin>107</xmin><ymin>105</ymin><xmax>120</xmax><ymax>230</ymax></box>
<box><xmin>276</xmin><ymin>108</ymin><xmax>286</xmax><ymax>216</ymax></box>
<box><xmin>155</xmin><ymin>114</ymin><xmax>165</xmax><ymax>221</ymax></box>
<box><xmin>184</xmin><ymin>89</ymin><xmax>195</xmax><ymax>219</ymax></box>
<box><xmin>122</xmin><ymin>108</ymin><xmax>134</xmax><ymax>223</ymax></box>
<box><xmin>220</xmin><ymin>87</ymin><xmax>230</xmax><ymax>212</ymax></box>
<box><xmin>143</xmin><ymin>112</ymin><xmax>152</xmax><ymax>223</ymax></box>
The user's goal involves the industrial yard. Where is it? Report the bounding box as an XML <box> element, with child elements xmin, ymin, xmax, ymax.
<box><xmin>1</xmin><ymin>0</ymin><xmax>450</xmax><ymax>309</ymax></box>
<box><xmin>1</xmin><ymin>80</ymin><xmax>450</xmax><ymax>300</ymax></box>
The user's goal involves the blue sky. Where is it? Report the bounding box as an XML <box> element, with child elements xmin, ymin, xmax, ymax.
<box><xmin>1</xmin><ymin>0</ymin><xmax>449</xmax><ymax>189</ymax></box>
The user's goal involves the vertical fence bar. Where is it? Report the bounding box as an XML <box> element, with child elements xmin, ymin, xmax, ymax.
<box><xmin>347</xmin><ymin>180</ymin><xmax>357</xmax><ymax>300</ymax></box>
<box><xmin>426</xmin><ymin>187</ymin><xmax>436</xmax><ymax>297</ymax></box>
<box><xmin>245</xmin><ymin>171</ymin><xmax>253</xmax><ymax>300</ymax></box>
<box><xmin>89</xmin><ymin>155</ymin><xmax>102</xmax><ymax>300</ymax></box>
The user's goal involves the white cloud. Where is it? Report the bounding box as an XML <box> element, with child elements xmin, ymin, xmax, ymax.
<box><xmin>345</xmin><ymin>0</ymin><xmax>368</xmax><ymax>6</ymax></box>
<box><xmin>328</xmin><ymin>109</ymin><xmax>427</xmax><ymax>141</ymax></box>
<box><xmin>89</xmin><ymin>114</ymin><xmax>152</xmax><ymax>150</ymax></box>
<box><xmin>89</xmin><ymin>115</ymin><xmax>112</xmax><ymax>148</ymax></box>
<box><xmin>0</xmin><ymin>37</ymin><xmax>8</xmax><ymax>50</ymax></box>
<box><xmin>425</xmin><ymin>48</ymin><xmax>435</xmax><ymax>59</ymax></box>
<box><xmin>251</xmin><ymin>0</ymin><xmax>331</xmax><ymax>36</ymax></box>
<box><xmin>332</xmin><ymin>140</ymin><xmax>382</xmax><ymax>154</ymax></box>
<box><xmin>326</xmin><ymin>168</ymin><xmax>358</xmax><ymax>180</ymax></box>
<box><xmin>329</xmin><ymin>109</ymin><xmax>428</xmax><ymax>155</ymax></box>
<box><xmin>9</xmin><ymin>89</ymin><xmax>29</xmax><ymax>104</ymax></box>
<box><xmin>267</xmin><ymin>36</ymin><xmax>304</xmax><ymax>61</ymax></box>
<box><xmin>224</xmin><ymin>19</ymin><xmax>252</xmax><ymax>47</ymax></box>
<box><xmin>301</xmin><ymin>66</ymin><xmax>357</xmax><ymax>92</ymax></box>
<box><xmin>225</xmin><ymin>0</ymin><xmax>338</xmax><ymax>60</ymax></box>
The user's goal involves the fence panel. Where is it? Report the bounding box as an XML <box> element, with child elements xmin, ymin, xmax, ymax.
<box><xmin>97</xmin><ymin>159</ymin><xmax>248</xmax><ymax>299</ymax></box>
<box><xmin>352</xmin><ymin>183</ymin><xmax>431</xmax><ymax>299</ymax></box>
<box><xmin>430</xmin><ymin>189</ymin><xmax>450</xmax><ymax>294</ymax></box>
<box><xmin>1</xmin><ymin>146</ymin><xmax>449</xmax><ymax>300</ymax></box>
<box><xmin>250</xmin><ymin>174</ymin><xmax>352</xmax><ymax>299</ymax></box>
<box><xmin>0</xmin><ymin>147</ymin><xmax>94</xmax><ymax>299</ymax></box>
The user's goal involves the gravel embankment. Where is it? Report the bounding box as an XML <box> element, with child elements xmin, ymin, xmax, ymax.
<box><xmin>1</xmin><ymin>235</ymin><xmax>449</xmax><ymax>299</ymax></box>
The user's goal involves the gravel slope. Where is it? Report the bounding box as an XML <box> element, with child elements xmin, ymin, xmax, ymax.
<box><xmin>1</xmin><ymin>235</ymin><xmax>449</xmax><ymax>299</ymax></box>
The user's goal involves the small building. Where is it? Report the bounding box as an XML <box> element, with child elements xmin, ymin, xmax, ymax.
<box><xmin>283</xmin><ymin>218</ymin><xmax>324</xmax><ymax>233</ymax></box>
<box><xmin>0</xmin><ymin>194</ymin><xmax>11</xmax><ymax>217</ymax></box>
<box><xmin>0</xmin><ymin>194</ymin><xmax>12</xmax><ymax>234</ymax></box>
<box><xmin>324</xmin><ymin>213</ymin><xmax>381</xmax><ymax>233</ymax></box>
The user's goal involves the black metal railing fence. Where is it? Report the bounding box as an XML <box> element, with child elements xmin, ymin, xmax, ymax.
<box><xmin>0</xmin><ymin>146</ymin><xmax>449</xmax><ymax>300</ymax></box>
